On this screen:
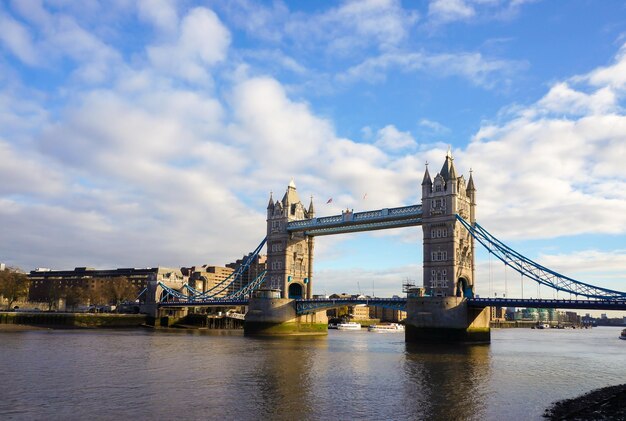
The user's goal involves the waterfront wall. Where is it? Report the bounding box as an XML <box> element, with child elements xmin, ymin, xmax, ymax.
<box><xmin>244</xmin><ymin>297</ymin><xmax>328</xmax><ymax>335</ymax></box>
<box><xmin>405</xmin><ymin>296</ymin><xmax>491</xmax><ymax>343</ymax></box>
<box><xmin>0</xmin><ymin>312</ymin><xmax>146</xmax><ymax>328</ymax></box>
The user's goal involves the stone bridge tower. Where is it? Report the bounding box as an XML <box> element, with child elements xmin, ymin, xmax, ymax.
<box><xmin>266</xmin><ymin>180</ymin><xmax>314</xmax><ymax>299</ymax></box>
<box><xmin>421</xmin><ymin>150</ymin><xmax>476</xmax><ymax>298</ymax></box>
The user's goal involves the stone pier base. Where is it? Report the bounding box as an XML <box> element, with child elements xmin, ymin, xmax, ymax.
<box><xmin>244</xmin><ymin>296</ymin><xmax>327</xmax><ymax>336</ymax></box>
<box><xmin>405</xmin><ymin>296</ymin><xmax>490</xmax><ymax>343</ymax></box>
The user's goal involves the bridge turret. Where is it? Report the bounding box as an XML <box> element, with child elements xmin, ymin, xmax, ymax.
<box><xmin>422</xmin><ymin>164</ymin><xmax>432</xmax><ymax>198</ymax></box>
<box><xmin>447</xmin><ymin>156</ymin><xmax>457</xmax><ymax>195</ymax></box>
<box><xmin>467</xmin><ymin>171</ymin><xmax>476</xmax><ymax>223</ymax></box>
<box><xmin>308</xmin><ymin>196</ymin><xmax>315</xmax><ymax>218</ymax></box>
<box><xmin>267</xmin><ymin>192</ymin><xmax>275</xmax><ymax>216</ymax></box>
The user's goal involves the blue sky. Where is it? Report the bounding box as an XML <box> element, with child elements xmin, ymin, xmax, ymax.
<box><xmin>1</xmin><ymin>0</ymin><xmax>626</xmax><ymax>306</ymax></box>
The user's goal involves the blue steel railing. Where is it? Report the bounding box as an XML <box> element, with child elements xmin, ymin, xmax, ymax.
<box><xmin>469</xmin><ymin>298</ymin><xmax>626</xmax><ymax>311</ymax></box>
<box><xmin>296</xmin><ymin>297</ymin><xmax>407</xmax><ymax>315</ymax></box>
<box><xmin>457</xmin><ymin>215</ymin><xmax>626</xmax><ymax>301</ymax></box>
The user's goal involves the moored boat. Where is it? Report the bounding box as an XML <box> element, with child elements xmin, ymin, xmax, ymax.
<box><xmin>336</xmin><ymin>322</ymin><xmax>362</xmax><ymax>331</ymax></box>
<box><xmin>368</xmin><ymin>323</ymin><xmax>405</xmax><ymax>332</ymax></box>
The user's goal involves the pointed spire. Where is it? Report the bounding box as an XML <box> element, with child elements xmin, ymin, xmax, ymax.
<box><xmin>267</xmin><ymin>191</ymin><xmax>274</xmax><ymax>209</ymax></box>
<box><xmin>449</xmin><ymin>156</ymin><xmax>457</xmax><ymax>180</ymax></box>
<box><xmin>467</xmin><ymin>169</ymin><xmax>476</xmax><ymax>191</ymax></box>
<box><xmin>282</xmin><ymin>178</ymin><xmax>301</xmax><ymax>206</ymax></box>
<box><xmin>308</xmin><ymin>195</ymin><xmax>315</xmax><ymax>217</ymax></box>
<box><xmin>440</xmin><ymin>148</ymin><xmax>453</xmax><ymax>181</ymax></box>
<box><xmin>422</xmin><ymin>162</ymin><xmax>432</xmax><ymax>185</ymax></box>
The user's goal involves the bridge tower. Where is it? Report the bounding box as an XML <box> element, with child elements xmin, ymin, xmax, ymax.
<box><xmin>265</xmin><ymin>180</ymin><xmax>314</xmax><ymax>299</ymax></box>
<box><xmin>405</xmin><ymin>150</ymin><xmax>490</xmax><ymax>343</ymax></box>
<box><xmin>245</xmin><ymin>180</ymin><xmax>326</xmax><ymax>336</ymax></box>
<box><xmin>421</xmin><ymin>150</ymin><xmax>476</xmax><ymax>298</ymax></box>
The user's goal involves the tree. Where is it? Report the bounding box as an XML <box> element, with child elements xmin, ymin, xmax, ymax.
<box><xmin>83</xmin><ymin>282</ymin><xmax>106</xmax><ymax>307</ymax></box>
<box><xmin>64</xmin><ymin>286</ymin><xmax>85</xmax><ymax>311</ymax></box>
<box><xmin>40</xmin><ymin>281</ymin><xmax>65</xmax><ymax>311</ymax></box>
<box><xmin>0</xmin><ymin>270</ymin><xmax>30</xmax><ymax>310</ymax></box>
<box><xmin>103</xmin><ymin>277</ymin><xmax>138</xmax><ymax>306</ymax></box>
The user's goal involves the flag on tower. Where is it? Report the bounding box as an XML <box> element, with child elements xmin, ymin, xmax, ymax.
<box><xmin>326</xmin><ymin>198</ymin><xmax>333</xmax><ymax>204</ymax></box>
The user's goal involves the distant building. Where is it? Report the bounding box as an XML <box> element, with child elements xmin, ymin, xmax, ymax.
<box><xmin>28</xmin><ymin>267</ymin><xmax>184</xmax><ymax>305</ymax></box>
<box><xmin>351</xmin><ymin>304</ymin><xmax>370</xmax><ymax>320</ymax></box>
<box><xmin>369</xmin><ymin>306</ymin><xmax>407</xmax><ymax>323</ymax></box>
<box><xmin>491</xmin><ymin>306</ymin><xmax>506</xmax><ymax>321</ymax></box>
<box><xmin>563</xmin><ymin>311</ymin><xmax>580</xmax><ymax>324</ymax></box>
<box><xmin>226</xmin><ymin>254</ymin><xmax>267</xmax><ymax>293</ymax></box>
<box><xmin>184</xmin><ymin>265</ymin><xmax>235</xmax><ymax>298</ymax></box>
<box><xmin>0</xmin><ymin>263</ymin><xmax>5</xmax><ymax>271</ymax></box>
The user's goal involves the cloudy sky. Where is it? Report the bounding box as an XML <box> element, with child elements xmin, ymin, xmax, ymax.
<box><xmin>1</xmin><ymin>0</ymin><xmax>626</xmax><ymax>303</ymax></box>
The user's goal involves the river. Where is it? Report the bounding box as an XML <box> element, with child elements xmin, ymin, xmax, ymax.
<box><xmin>0</xmin><ymin>326</ymin><xmax>624</xmax><ymax>420</ymax></box>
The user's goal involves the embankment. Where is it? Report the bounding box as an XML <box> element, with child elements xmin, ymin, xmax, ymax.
<box><xmin>0</xmin><ymin>311</ymin><xmax>146</xmax><ymax>328</ymax></box>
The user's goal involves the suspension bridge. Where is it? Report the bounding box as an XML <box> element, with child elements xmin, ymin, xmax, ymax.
<box><xmin>145</xmin><ymin>152</ymin><xmax>626</xmax><ymax>341</ymax></box>
<box><xmin>155</xmin><ymin>215</ymin><xmax>626</xmax><ymax>313</ymax></box>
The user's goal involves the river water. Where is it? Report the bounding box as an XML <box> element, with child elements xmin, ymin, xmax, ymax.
<box><xmin>0</xmin><ymin>327</ymin><xmax>624</xmax><ymax>420</ymax></box>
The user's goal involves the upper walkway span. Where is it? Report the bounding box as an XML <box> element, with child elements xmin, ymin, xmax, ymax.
<box><xmin>286</xmin><ymin>204</ymin><xmax>422</xmax><ymax>236</ymax></box>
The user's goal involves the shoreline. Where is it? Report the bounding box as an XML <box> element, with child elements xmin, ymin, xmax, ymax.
<box><xmin>544</xmin><ymin>384</ymin><xmax>626</xmax><ymax>420</ymax></box>
<box><xmin>0</xmin><ymin>324</ymin><xmax>52</xmax><ymax>331</ymax></box>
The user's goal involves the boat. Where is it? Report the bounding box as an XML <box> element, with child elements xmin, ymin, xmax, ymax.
<box><xmin>536</xmin><ymin>323</ymin><xmax>550</xmax><ymax>329</ymax></box>
<box><xmin>328</xmin><ymin>323</ymin><xmax>338</xmax><ymax>329</ymax></box>
<box><xmin>368</xmin><ymin>323</ymin><xmax>405</xmax><ymax>332</ymax></box>
<box><xmin>336</xmin><ymin>322</ymin><xmax>362</xmax><ymax>331</ymax></box>
<box><xmin>620</xmin><ymin>329</ymin><xmax>626</xmax><ymax>340</ymax></box>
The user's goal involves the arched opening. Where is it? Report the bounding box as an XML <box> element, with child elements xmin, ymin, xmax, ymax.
<box><xmin>456</xmin><ymin>277</ymin><xmax>473</xmax><ymax>298</ymax></box>
<box><xmin>288</xmin><ymin>283</ymin><xmax>303</xmax><ymax>299</ymax></box>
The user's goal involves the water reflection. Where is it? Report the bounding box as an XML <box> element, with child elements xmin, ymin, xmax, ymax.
<box><xmin>247</xmin><ymin>336</ymin><xmax>328</xmax><ymax>419</ymax></box>
<box><xmin>404</xmin><ymin>343</ymin><xmax>491</xmax><ymax>420</ymax></box>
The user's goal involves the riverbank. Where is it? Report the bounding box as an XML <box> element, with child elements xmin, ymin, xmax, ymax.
<box><xmin>544</xmin><ymin>384</ymin><xmax>626</xmax><ymax>420</ymax></box>
<box><xmin>0</xmin><ymin>311</ymin><xmax>146</xmax><ymax>328</ymax></box>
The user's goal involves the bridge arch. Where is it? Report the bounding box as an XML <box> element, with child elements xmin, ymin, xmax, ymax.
<box><xmin>288</xmin><ymin>283</ymin><xmax>304</xmax><ymax>299</ymax></box>
<box><xmin>456</xmin><ymin>277</ymin><xmax>472</xmax><ymax>298</ymax></box>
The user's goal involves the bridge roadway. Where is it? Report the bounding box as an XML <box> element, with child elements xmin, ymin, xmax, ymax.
<box><xmin>158</xmin><ymin>297</ymin><xmax>626</xmax><ymax>314</ymax></box>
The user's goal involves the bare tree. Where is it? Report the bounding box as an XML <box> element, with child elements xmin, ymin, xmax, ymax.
<box><xmin>0</xmin><ymin>269</ymin><xmax>30</xmax><ymax>310</ymax></box>
<box><xmin>41</xmin><ymin>281</ymin><xmax>65</xmax><ymax>311</ymax></box>
<box><xmin>103</xmin><ymin>277</ymin><xmax>138</xmax><ymax>306</ymax></box>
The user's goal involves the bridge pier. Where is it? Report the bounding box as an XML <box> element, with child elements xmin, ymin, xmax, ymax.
<box><xmin>244</xmin><ymin>290</ymin><xmax>327</xmax><ymax>336</ymax></box>
<box><xmin>405</xmin><ymin>297</ymin><xmax>490</xmax><ymax>343</ymax></box>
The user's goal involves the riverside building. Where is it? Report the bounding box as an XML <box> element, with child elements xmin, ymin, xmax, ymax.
<box><xmin>28</xmin><ymin>267</ymin><xmax>185</xmax><ymax>304</ymax></box>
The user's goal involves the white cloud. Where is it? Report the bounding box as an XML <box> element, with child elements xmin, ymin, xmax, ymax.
<box><xmin>461</xmin><ymin>46</ymin><xmax>626</xmax><ymax>239</ymax></box>
<box><xmin>374</xmin><ymin>125</ymin><xmax>416</xmax><ymax>150</ymax></box>
<box><xmin>147</xmin><ymin>7</ymin><xmax>231</xmax><ymax>83</ymax></box>
<box><xmin>0</xmin><ymin>12</ymin><xmax>38</xmax><ymax>65</ymax></box>
<box><xmin>137</xmin><ymin>0</ymin><xmax>179</xmax><ymax>34</ymax></box>
<box><xmin>584</xmin><ymin>43</ymin><xmax>626</xmax><ymax>91</ymax></box>
<box><xmin>427</xmin><ymin>0</ymin><xmax>537</xmax><ymax>25</ymax></box>
<box><xmin>337</xmin><ymin>50</ymin><xmax>519</xmax><ymax>88</ymax></box>
<box><xmin>428</xmin><ymin>0</ymin><xmax>475</xmax><ymax>23</ymax></box>
<box><xmin>419</xmin><ymin>118</ymin><xmax>451</xmax><ymax>134</ymax></box>
<box><xmin>536</xmin><ymin>83</ymin><xmax>617</xmax><ymax>116</ymax></box>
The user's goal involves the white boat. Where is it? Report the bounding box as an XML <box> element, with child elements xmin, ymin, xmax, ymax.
<box><xmin>328</xmin><ymin>323</ymin><xmax>338</xmax><ymax>329</ymax></box>
<box><xmin>620</xmin><ymin>329</ymin><xmax>626</xmax><ymax>340</ymax></box>
<box><xmin>368</xmin><ymin>323</ymin><xmax>405</xmax><ymax>332</ymax></box>
<box><xmin>336</xmin><ymin>322</ymin><xmax>362</xmax><ymax>331</ymax></box>
<box><xmin>536</xmin><ymin>323</ymin><xmax>550</xmax><ymax>329</ymax></box>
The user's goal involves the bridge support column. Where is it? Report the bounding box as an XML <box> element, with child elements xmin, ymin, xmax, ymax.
<box><xmin>405</xmin><ymin>297</ymin><xmax>490</xmax><ymax>343</ymax></box>
<box><xmin>244</xmin><ymin>290</ymin><xmax>327</xmax><ymax>336</ymax></box>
